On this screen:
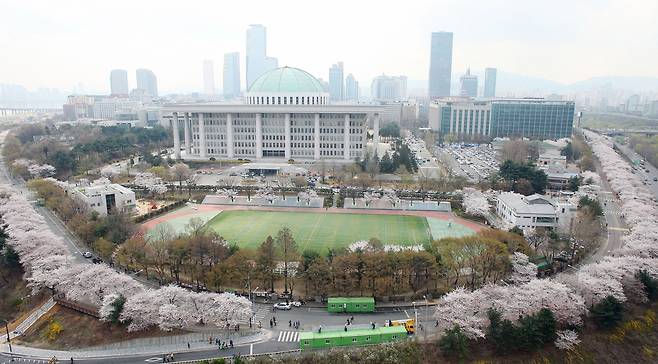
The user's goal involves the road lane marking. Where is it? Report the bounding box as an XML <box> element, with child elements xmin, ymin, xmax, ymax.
<box><xmin>250</xmin><ymin>343</ymin><xmax>253</xmax><ymax>355</ymax></box>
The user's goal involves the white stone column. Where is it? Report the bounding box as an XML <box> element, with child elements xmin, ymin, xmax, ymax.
<box><xmin>199</xmin><ymin>113</ymin><xmax>207</xmax><ymax>158</ymax></box>
<box><xmin>373</xmin><ymin>113</ymin><xmax>380</xmax><ymax>144</ymax></box>
<box><xmin>172</xmin><ymin>112</ymin><xmax>181</xmax><ymax>159</ymax></box>
<box><xmin>343</xmin><ymin>113</ymin><xmax>350</xmax><ymax>160</ymax></box>
<box><xmin>256</xmin><ymin>113</ymin><xmax>263</xmax><ymax>158</ymax></box>
<box><xmin>314</xmin><ymin>113</ymin><xmax>320</xmax><ymax>160</ymax></box>
<box><xmin>284</xmin><ymin>113</ymin><xmax>291</xmax><ymax>160</ymax></box>
<box><xmin>226</xmin><ymin>113</ymin><xmax>234</xmax><ymax>158</ymax></box>
<box><xmin>184</xmin><ymin>112</ymin><xmax>191</xmax><ymax>155</ymax></box>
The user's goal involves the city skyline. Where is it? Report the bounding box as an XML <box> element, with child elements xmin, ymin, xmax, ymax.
<box><xmin>2</xmin><ymin>0</ymin><xmax>658</xmax><ymax>94</ymax></box>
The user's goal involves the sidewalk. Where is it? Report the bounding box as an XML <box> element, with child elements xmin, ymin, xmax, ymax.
<box><xmin>1</xmin><ymin>330</ymin><xmax>267</xmax><ymax>360</ymax></box>
<box><xmin>0</xmin><ymin>298</ymin><xmax>55</xmax><ymax>342</ymax></box>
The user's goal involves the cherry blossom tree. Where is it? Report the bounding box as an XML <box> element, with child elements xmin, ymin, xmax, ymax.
<box><xmin>555</xmin><ymin>330</ymin><xmax>580</xmax><ymax>351</ymax></box>
<box><xmin>217</xmin><ymin>188</ymin><xmax>238</xmax><ymax>202</ymax></box>
<box><xmin>297</xmin><ymin>189</ymin><xmax>318</xmax><ymax>205</ymax></box>
<box><xmin>509</xmin><ymin>252</ymin><xmax>538</xmax><ymax>284</ymax></box>
<box><xmin>363</xmin><ymin>192</ymin><xmax>378</xmax><ymax>207</ymax></box>
<box><xmin>27</xmin><ymin>163</ymin><xmax>56</xmax><ymax>178</ymax></box>
<box><xmin>462</xmin><ymin>187</ymin><xmax>490</xmax><ymax>217</ymax></box>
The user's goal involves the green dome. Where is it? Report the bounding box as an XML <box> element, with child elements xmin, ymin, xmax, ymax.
<box><xmin>248</xmin><ymin>67</ymin><xmax>325</xmax><ymax>93</ymax></box>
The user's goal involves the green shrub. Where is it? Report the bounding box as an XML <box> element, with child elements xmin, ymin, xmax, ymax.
<box><xmin>439</xmin><ymin>325</ymin><xmax>470</xmax><ymax>360</ymax></box>
<box><xmin>591</xmin><ymin>295</ymin><xmax>624</xmax><ymax>329</ymax></box>
<box><xmin>636</xmin><ymin>270</ymin><xmax>658</xmax><ymax>301</ymax></box>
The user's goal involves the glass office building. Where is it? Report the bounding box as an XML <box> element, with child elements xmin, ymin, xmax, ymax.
<box><xmin>490</xmin><ymin>99</ymin><xmax>574</xmax><ymax>139</ymax></box>
<box><xmin>429</xmin><ymin>98</ymin><xmax>574</xmax><ymax>140</ymax></box>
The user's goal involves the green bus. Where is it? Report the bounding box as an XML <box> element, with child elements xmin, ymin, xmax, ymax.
<box><xmin>299</xmin><ymin>326</ymin><xmax>407</xmax><ymax>350</ymax></box>
<box><xmin>327</xmin><ymin>297</ymin><xmax>375</xmax><ymax>313</ymax></box>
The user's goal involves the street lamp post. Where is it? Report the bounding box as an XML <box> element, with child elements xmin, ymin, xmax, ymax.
<box><xmin>2</xmin><ymin>319</ymin><xmax>13</xmax><ymax>361</ymax></box>
<box><xmin>423</xmin><ymin>295</ymin><xmax>429</xmax><ymax>342</ymax></box>
<box><xmin>412</xmin><ymin>301</ymin><xmax>417</xmax><ymax>339</ymax></box>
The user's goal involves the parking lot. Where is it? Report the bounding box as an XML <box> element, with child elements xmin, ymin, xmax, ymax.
<box><xmin>436</xmin><ymin>144</ymin><xmax>499</xmax><ymax>181</ymax></box>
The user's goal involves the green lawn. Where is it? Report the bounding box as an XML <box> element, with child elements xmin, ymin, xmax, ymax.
<box><xmin>203</xmin><ymin>210</ymin><xmax>432</xmax><ymax>252</ymax></box>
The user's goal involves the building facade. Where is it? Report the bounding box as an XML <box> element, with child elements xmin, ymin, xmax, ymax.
<box><xmin>459</xmin><ymin>69</ymin><xmax>478</xmax><ymax>97</ymax></box>
<box><xmin>203</xmin><ymin>60</ymin><xmax>216</xmax><ymax>95</ymax></box>
<box><xmin>496</xmin><ymin>192</ymin><xmax>574</xmax><ymax>233</ymax></box>
<box><xmin>163</xmin><ymin>67</ymin><xmax>382</xmax><ymax>162</ymax></box>
<box><xmin>136</xmin><ymin>68</ymin><xmax>158</xmax><ymax>97</ymax></box>
<box><xmin>110</xmin><ymin>69</ymin><xmax>129</xmax><ymax>95</ymax></box>
<box><xmin>329</xmin><ymin>62</ymin><xmax>344</xmax><ymax>102</ymax></box>
<box><xmin>371</xmin><ymin>74</ymin><xmax>407</xmax><ymax>101</ymax></box>
<box><xmin>429</xmin><ymin>98</ymin><xmax>574</xmax><ymax>140</ymax></box>
<box><xmin>65</xmin><ymin>183</ymin><xmax>136</xmax><ymax>216</ymax></box>
<box><xmin>428</xmin><ymin>31</ymin><xmax>453</xmax><ymax>99</ymax></box>
<box><xmin>223</xmin><ymin>52</ymin><xmax>241</xmax><ymax>100</ymax></box>
<box><xmin>484</xmin><ymin>67</ymin><xmax>497</xmax><ymax>98</ymax></box>
<box><xmin>246</xmin><ymin>24</ymin><xmax>278</xmax><ymax>89</ymax></box>
<box><xmin>345</xmin><ymin>73</ymin><xmax>359</xmax><ymax>102</ymax></box>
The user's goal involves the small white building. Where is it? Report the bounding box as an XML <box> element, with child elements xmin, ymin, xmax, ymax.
<box><xmin>496</xmin><ymin>192</ymin><xmax>575</xmax><ymax>233</ymax></box>
<box><xmin>538</xmin><ymin>150</ymin><xmax>567</xmax><ymax>171</ymax></box>
<box><xmin>68</xmin><ymin>183</ymin><xmax>136</xmax><ymax>216</ymax></box>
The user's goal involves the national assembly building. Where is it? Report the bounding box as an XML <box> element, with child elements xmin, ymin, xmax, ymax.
<box><xmin>163</xmin><ymin>67</ymin><xmax>382</xmax><ymax>162</ymax></box>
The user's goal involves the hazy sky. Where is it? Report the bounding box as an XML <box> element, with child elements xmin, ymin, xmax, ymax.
<box><xmin>2</xmin><ymin>0</ymin><xmax>657</xmax><ymax>94</ymax></box>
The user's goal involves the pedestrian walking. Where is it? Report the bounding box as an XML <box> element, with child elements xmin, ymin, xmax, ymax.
<box><xmin>230</xmin><ymin>339</ymin><xmax>234</xmax><ymax>348</ymax></box>
<box><xmin>289</xmin><ymin>320</ymin><xmax>292</xmax><ymax>327</ymax></box>
<box><xmin>344</xmin><ymin>324</ymin><xmax>348</xmax><ymax>332</ymax></box>
<box><xmin>258</xmin><ymin>320</ymin><xmax>262</xmax><ymax>328</ymax></box>
<box><xmin>319</xmin><ymin>325</ymin><xmax>322</xmax><ymax>333</ymax></box>
<box><xmin>269</xmin><ymin>319</ymin><xmax>273</xmax><ymax>328</ymax></box>
<box><xmin>187</xmin><ymin>342</ymin><xmax>190</xmax><ymax>349</ymax></box>
<box><xmin>350</xmin><ymin>315</ymin><xmax>354</xmax><ymax>323</ymax></box>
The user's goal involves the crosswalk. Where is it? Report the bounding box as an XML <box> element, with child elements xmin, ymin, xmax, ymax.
<box><xmin>277</xmin><ymin>331</ymin><xmax>300</xmax><ymax>342</ymax></box>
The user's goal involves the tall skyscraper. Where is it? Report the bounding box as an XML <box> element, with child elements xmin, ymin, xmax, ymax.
<box><xmin>345</xmin><ymin>73</ymin><xmax>359</xmax><ymax>102</ymax></box>
<box><xmin>428</xmin><ymin>31</ymin><xmax>453</xmax><ymax>98</ymax></box>
<box><xmin>203</xmin><ymin>60</ymin><xmax>216</xmax><ymax>95</ymax></box>
<box><xmin>223</xmin><ymin>52</ymin><xmax>241</xmax><ymax>100</ymax></box>
<box><xmin>484</xmin><ymin>67</ymin><xmax>497</xmax><ymax>98</ymax></box>
<box><xmin>459</xmin><ymin>68</ymin><xmax>478</xmax><ymax>97</ymax></box>
<box><xmin>246</xmin><ymin>24</ymin><xmax>278</xmax><ymax>89</ymax></box>
<box><xmin>265</xmin><ymin>57</ymin><xmax>278</xmax><ymax>71</ymax></box>
<box><xmin>371</xmin><ymin>74</ymin><xmax>407</xmax><ymax>101</ymax></box>
<box><xmin>328</xmin><ymin>62</ymin><xmax>344</xmax><ymax>102</ymax></box>
<box><xmin>110</xmin><ymin>69</ymin><xmax>129</xmax><ymax>95</ymax></box>
<box><xmin>135</xmin><ymin>68</ymin><xmax>158</xmax><ymax>97</ymax></box>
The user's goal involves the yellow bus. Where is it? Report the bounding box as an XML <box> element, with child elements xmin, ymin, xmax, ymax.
<box><xmin>387</xmin><ymin>318</ymin><xmax>416</xmax><ymax>334</ymax></box>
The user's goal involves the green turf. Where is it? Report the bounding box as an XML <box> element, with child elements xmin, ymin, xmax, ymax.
<box><xmin>203</xmin><ymin>210</ymin><xmax>432</xmax><ymax>252</ymax></box>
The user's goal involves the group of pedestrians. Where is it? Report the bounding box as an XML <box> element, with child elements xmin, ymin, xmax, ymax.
<box><xmin>162</xmin><ymin>353</ymin><xmax>175</xmax><ymax>362</ymax></box>
<box><xmin>269</xmin><ymin>316</ymin><xmax>277</xmax><ymax>327</ymax></box>
<box><xmin>208</xmin><ymin>336</ymin><xmax>234</xmax><ymax>350</ymax></box>
<box><xmin>289</xmin><ymin>319</ymin><xmax>301</xmax><ymax>329</ymax></box>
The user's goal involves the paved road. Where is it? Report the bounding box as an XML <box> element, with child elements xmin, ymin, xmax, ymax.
<box><xmin>615</xmin><ymin>142</ymin><xmax>658</xmax><ymax>200</ymax></box>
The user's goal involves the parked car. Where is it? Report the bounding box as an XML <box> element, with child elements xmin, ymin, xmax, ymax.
<box><xmin>291</xmin><ymin>301</ymin><xmax>303</xmax><ymax>307</ymax></box>
<box><xmin>273</xmin><ymin>302</ymin><xmax>292</xmax><ymax>310</ymax></box>
<box><xmin>83</xmin><ymin>251</ymin><xmax>93</xmax><ymax>258</ymax></box>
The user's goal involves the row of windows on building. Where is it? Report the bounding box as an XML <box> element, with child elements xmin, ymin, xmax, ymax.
<box><xmin>247</xmin><ymin>95</ymin><xmax>327</xmax><ymax>105</ymax></box>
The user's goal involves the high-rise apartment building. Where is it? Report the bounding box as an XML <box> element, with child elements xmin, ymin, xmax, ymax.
<box><xmin>345</xmin><ymin>73</ymin><xmax>359</xmax><ymax>102</ymax></box>
<box><xmin>246</xmin><ymin>24</ymin><xmax>278</xmax><ymax>89</ymax></box>
<box><xmin>135</xmin><ymin>69</ymin><xmax>158</xmax><ymax>97</ymax></box>
<box><xmin>371</xmin><ymin>74</ymin><xmax>407</xmax><ymax>101</ymax></box>
<box><xmin>459</xmin><ymin>69</ymin><xmax>478</xmax><ymax>97</ymax></box>
<box><xmin>203</xmin><ymin>60</ymin><xmax>216</xmax><ymax>95</ymax></box>
<box><xmin>110</xmin><ymin>69</ymin><xmax>129</xmax><ymax>95</ymax></box>
<box><xmin>223</xmin><ymin>52</ymin><xmax>241</xmax><ymax>100</ymax></box>
<box><xmin>329</xmin><ymin>62</ymin><xmax>344</xmax><ymax>102</ymax></box>
<box><xmin>484</xmin><ymin>67</ymin><xmax>497</xmax><ymax>98</ymax></box>
<box><xmin>428</xmin><ymin>32</ymin><xmax>453</xmax><ymax>98</ymax></box>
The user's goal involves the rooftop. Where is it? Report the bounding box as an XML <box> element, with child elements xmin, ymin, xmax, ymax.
<box><xmin>248</xmin><ymin>67</ymin><xmax>325</xmax><ymax>93</ymax></box>
<box><xmin>498</xmin><ymin>192</ymin><xmax>556</xmax><ymax>215</ymax></box>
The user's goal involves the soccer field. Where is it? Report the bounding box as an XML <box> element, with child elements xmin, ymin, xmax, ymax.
<box><xmin>204</xmin><ymin>210</ymin><xmax>432</xmax><ymax>252</ymax></box>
